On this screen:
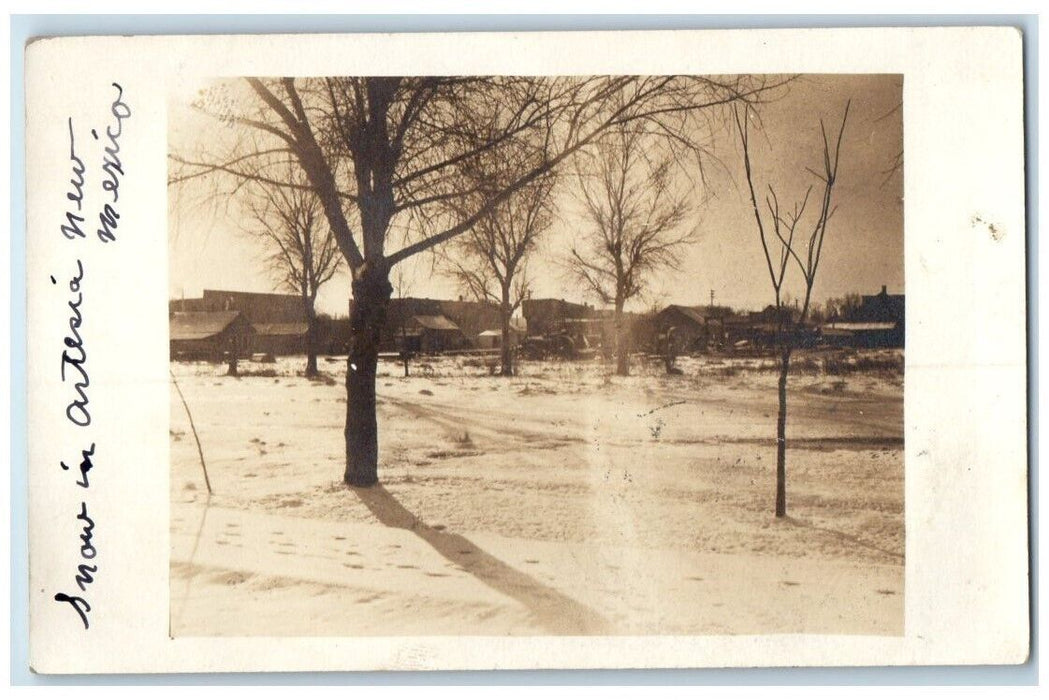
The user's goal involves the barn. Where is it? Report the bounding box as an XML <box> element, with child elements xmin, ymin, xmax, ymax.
<box><xmin>171</xmin><ymin>290</ymin><xmax>312</xmax><ymax>357</ymax></box>
<box><xmin>169</xmin><ymin>311</ymin><xmax>255</xmax><ymax>361</ymax></box>
<box><xmin>653</xmin><ymin>305</ymin><xmax>715</xmax><ymax>354</ymax></box>
<box><xmin>252</xmin><ymin>322</ymin><xmax>311</xmax><ymax>356</ymax></box>
<box><xmin>409</xmin><ymin>315</ymin><xmax>464</xmax><ymax>353</ymax></box>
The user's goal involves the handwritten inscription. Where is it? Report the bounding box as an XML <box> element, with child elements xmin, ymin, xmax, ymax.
<box><xmin>53</xmin><ymin>499</ymin><xmax>97</xmax><ymax>630</ymax></box>
<box><xmin>60</xmin><ymin>118</ymin><xmax>87</xmax><ymax>240</ymax></box>
<box><xmin>59</xmin><ymin>260</ymin><xmax>90</xmax><ymax>427</ymax></box>
<box><xmin>95</xmin><ymin>83</ymin><xmax>130</xmax><ymax>243</ymax></box>
<box><xmin>51</xmin><ymin>83</ymin><xmax>131</xmax><ymax>630</ymax></box>
<box><xmin>53</xmin><ymin>444</ymin><xmax>98</xmax><ymax>629</ymax></box>
<box><xmin>61</xmin><ymin>442</ymin><xmax>95</xmax><ymax>488</ymax></box>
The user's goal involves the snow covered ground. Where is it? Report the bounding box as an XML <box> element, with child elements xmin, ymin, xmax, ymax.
<box><xmin>170</xmin><ymin>351</ymin><xmax>904</xmax><ymax>637</ymax></box>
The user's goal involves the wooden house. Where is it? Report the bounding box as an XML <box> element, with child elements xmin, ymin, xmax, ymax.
<box><xmin>169</xmin><ymin>311</ymin><xmax>255</xmax><ymax>361</ymax></box>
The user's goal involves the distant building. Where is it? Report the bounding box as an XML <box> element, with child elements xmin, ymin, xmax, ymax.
<box><xmin>170</xmin><ymin>289</ymin><xmax>312</xmax><ymax>357</ymax></box>
<box><xmin>522</xmin><ymin>298</ymin><xmax>596</xmax><ymax>337</ymax></box>
<box><xmin>650</xmin><ymin>305</ymin><xmax>736</xmax><ymax>353</ymax></box>
<box><xmin>371</xmin><ymin>297</ymin><xmax>503</xmax><ymax>353</ymax></box>
<box><xmin>169</xmin><ymin>310</ymin><xmax>255</xmax><ymax>361</ymax></box>
<box><xmin>722</xmin><ymin>305</ymin><xmax>802</xmax><ymax>350</ymax></box>
<box><xmin>476</xmin><ymin>329</ymin><xmax>503</xmax><ymax>349</ymax></box>
<box><xmin>171</xmin><ymin>289</ymin><xmax>305</xmax><ymax>323</ymax></box>
<box><xmin>521</xmin><ymin>297</ymin><xmax>616</xmax><ymax>355</ymax></box>
<box><xmin>821</xmin><ymin>321</ymin><xmax>900</xmax><ymax>348</ymax></box>
<box><xmin>822</xmin><ymin>286</ymin><xmax>905</xmax><ymax>348</ymax></box>
<box><xmin>252</xmin><ymin>322</ymin><xmax>310</xmax><ymax>356</ymax></box>
<box><xmin>432</xmin><ymin>298</ymin><xmax>505</xmax><ymax>340</ymax></box>
<box><xmin>407</xmin><ymin>314</ymin><xmax>464</xmax><ymax>353</ymax></box>
<box><xmin>476</xmin><ymin>318</ymin><xmax>528</xmax><ymax>349</ymax></box>
<box><xmin>314</xmin><ymin>315</ymin><xmax>352</xmax><ymax>355</ymax></box>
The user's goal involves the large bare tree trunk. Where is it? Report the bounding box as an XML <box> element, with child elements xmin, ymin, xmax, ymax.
<box><xmin>663</xmin><ymin>327</ymin><xmax>678</xmax><ymax>374</ymax></box>
<box><xmin>305</xmin><ymin>303</ymin><xmax>319</xmax><ymax>378</ymax></box>
<box><xmin>227</xmin><ymin>335</ymin><xmax>239</xmax><ymax>376</ymax></box>
<box><xmin>401</xmin><ymin>334</ymin><xmax>410</xmax><ymax>377</ymax></box>
<box><xmin>344</xmin><ymin>266</ymin><xmax>393</xmax><ymax>487</ymax></box>
<box><xmin>775</xmin><ymin>346</ymin><xmax>791</xmax><ymax>518</ymax></box>
<box><xmin>499</xmin><ymin>287</ymin><xmax>513</xmax><ymax>377</ymax></box>
<box><xmin>614</xmin><ymin>298</ymin><xmax>629</xmax><ymax>376</ymax></box>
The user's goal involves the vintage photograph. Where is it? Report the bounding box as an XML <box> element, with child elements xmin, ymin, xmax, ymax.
<box><xmin>166</xmin><ymin>73</ymin><xmax>904</xmax><ymax>637</ymax></box>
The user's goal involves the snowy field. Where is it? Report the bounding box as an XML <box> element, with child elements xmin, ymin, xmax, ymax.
<box><xmin>170</xmin><ymin>351</ymin><xmax>904</xmax><ymax>637</ymax></box>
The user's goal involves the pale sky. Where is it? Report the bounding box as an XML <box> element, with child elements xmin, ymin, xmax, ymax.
<box><xmin>168</xmin><ymin>74</ymin><xmax>902</xmax><ymax>317</ymax></box>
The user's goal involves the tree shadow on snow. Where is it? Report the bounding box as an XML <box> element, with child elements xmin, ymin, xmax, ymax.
<box><xmin>352</xmin><ymin>485</ymin><xmax>610</xmax><ymax>634</ymax></box>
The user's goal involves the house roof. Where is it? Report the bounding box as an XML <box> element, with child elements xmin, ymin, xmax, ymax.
<box><xmin>823</xmin><ymin>322</ymin><xmax>897</xmax><ymax>332</ymax></box>
<box><xmin>253</xmin><ymin>322</ymin><xmax>309</xmax><ymax>337</ymax></box>
<box><xmin>663</xmin><ymin>305</ymin><xmax>709</xmax><ymax>326</ymax></box>
<box><xmin>521</xmin><ymin>298</ymin><xmax>594</xmax><ymax>319</ymax></box>
<box><xmin>170</xmin><ymin>311</ymin><xmax>248</xmax><ymax>341</ymax></box>
<box><xmin>861</xmin><ymin>293</ymin><xmax>905</xmax><ymax>304</ymax></box>
<box><xmin>381</xmin><ymin>298</ymin><xmax>501</xmax><ymax>337</ymax></box>
<box><xmin>413</xmin><ymin>315</ymin><xmax>460</xmax><ymax>331</ymax></box>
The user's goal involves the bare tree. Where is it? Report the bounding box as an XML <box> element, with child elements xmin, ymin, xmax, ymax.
<box><xmin>171</xmin><ymin>75</ymin><xmax>781</xmax><ymax>487</ymax></box>
<box><xmin>444</xmin><ymin>165</ymin><xmax>557</xmax><ymax>377</ymax></box>
<box><xmin>244</xmin><ymin>166</ymin><xmax>341</xmax><ymax>377</ymax></box>
<box><xmin>569</xmin><ymin>123</ymin><xmax>694</xmax><ymax>376</ymax></box>
<box><xmin>734</xmin><ymin>100</ymin><xmax>850</xmax><ymax>518</ymax></box>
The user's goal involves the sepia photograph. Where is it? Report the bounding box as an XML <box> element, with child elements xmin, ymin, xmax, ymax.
<box><xmin>22</xmin><ymin>24</ymin><xmax>1028</xmax><ymax>674</ymax></box>
<box><xmin>166</xmin><ymin>72</ymin><xmax>904</xmax><ymax>637</ymax></box>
